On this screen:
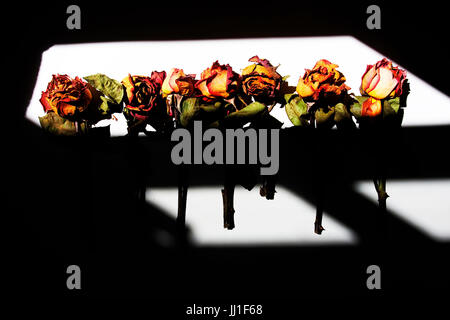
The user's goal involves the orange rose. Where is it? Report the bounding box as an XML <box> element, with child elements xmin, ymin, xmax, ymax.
<box><xmin>162</xmin><ymin>68</ymin><xmax>196</xmax><ymax>97</ymax></box>
<box><xmin>296</xmin><ymin>59</ymin><xmax>350</xmax><ymax>101</ymax></box>
<box><xmin>361</xmin><ymin>58</ymin><xmax>407</xmax><ymax>100</ymax></box>
<box><xmin>241</xmin><ymin>55</ymin><xmax>282</xmax><ymax>100</ymax></box>
<box><xmin>361</xmin><ymin>97</ymin><xmax>382</xmax><ymax>117</ymax></box>
<box><xmin>195</xmin><ymin>61</ymin><xmax>240</xmax><ymax>100</ymax></box>
<box><xmin>40</xmin><ymin>74</ymin><xmax>93</xmax><ymax>119</ymax></box>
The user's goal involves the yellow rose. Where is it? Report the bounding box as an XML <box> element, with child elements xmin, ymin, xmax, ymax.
<box><xmin>296</xmin><ymin>59</ymin><xmax>349</xmax><ymax>101</ymax></box>
<box><xmin>161</xmin><ymin>68</ymin><xmax>196</xmax><ymax>97</ymax></box>
<box><xmin>241</xmin><ymin>55</ymin><xmax>281</xmax><ymax>100</ymax></box>
<box><xmin>195</xmin><ymin>61</ymin><xmax>240</xmax><ymax>100</ymax></box>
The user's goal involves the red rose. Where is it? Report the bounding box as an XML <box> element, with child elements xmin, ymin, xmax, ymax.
<box><xmin>122</xmin><ymin>71</ymin><xmax>166</xmax><ymax>121</ymax></box>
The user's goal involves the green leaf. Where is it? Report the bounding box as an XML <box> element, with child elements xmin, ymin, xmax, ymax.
<box><xmin>39</xmin><ymin>112</ymin><xmax>88</xmax><ymax>136</ymax></box>
<box><xmin>383</xmin><ymin>97</ymin><xmax>403</xmax><ymax>126</ymax></box>
<box><xmin>315</xmin><ymin>106</ymin><xmax>335</xmax><ymax>128</ymax></box>
<box><xmin>199</xmin><ymin>101</ymin><xmax>223</xmax><ymax>113</ymax></box>
<box><xmin>334</xmin><ymin>103</ymin><xmax>351</xmax><ymax>123</ymax></box>
<box><xmin>84</xmin><ymin>73</ymin><xmax>124</xmax><ymax>104</ymax></box>
<box><xmin>383</xmin><ymin>97</ymin><xmax>401</xmax><ymax>117</ymax></box>
<box><xmin>99</xmin><ymin>96</ymin><xmax>113</xmax><ymax>116</ymax></box>
<box><xmin>285</xmin><ymin>96</ymin><xmax>309</xmax><ymax>126</ymax></box>
<box><xmin>180</xmin><ymin>97</ymin><xmax>201</xmax><ymax>127</ymax></box>
<box><xmin>221</xmin><ymin>101</ymin><xmax>266</xmax><ymax>127</ymax></box>
<box><xmin>284</xmin><ymin>93</ymin><xmax>296</xmax><ymax>104</ymax></box>
<box><xmin>179</xmin><ymin>98</ymin><xmax>224</xmax><ymax>127</ymax></box>
<box><xmin>350</xmin><ymin>96</ymin><xmax>369</xmax><ymax>118</ymax></box>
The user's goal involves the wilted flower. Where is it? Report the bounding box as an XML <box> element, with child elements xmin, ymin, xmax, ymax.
<box><xmin>122</xmin><ymin>71</ymin><xmax>166</xmax><ymax>121</ymax></box>
<box><xmin>161</xmin><ymin>68</ymin><xmax>196</xmax><ymax>97</ymax></box>
<box><xmin>360</xmin><ymin>58</ymin><xmax>407</xmax><ymax>117</ymax></box>
<box><xmin>40</xmin><ymin>74</ymin><xmax>93</xmax><ymax>119</ymax></box>
<box><xmin>296</xmin><ymin>59</ymin><xmax>350</xmax><ymax>102</ymax></box>
<box><xmin>361</xmin><ymin>58</ymin><xmax>407</xmax><ymax>100</ymax></box>
<box><xmin>195</xmin><ymin>61</ymin><xmax>240</xmax><ymax>100</ymax></box>
<box><xmin>241</xmin><ymin>56</ymin><xmax>282</xmax><ymax>101</ymax></box>
<box><xmin>361</xmin><ymin>97</ymin><xmax>382</xmax><ymax>117</ymax></box>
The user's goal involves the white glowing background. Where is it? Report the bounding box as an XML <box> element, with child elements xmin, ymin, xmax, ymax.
<box><xmin>26</xmin><ymin>36</ymin><xmax>450</xmax><ymax>136</ymax></box>
<box><xmin>355</xmin><ymin>179</ymin><xmax>450</xmax><ymax>241</ymax></box>
<box><xmin>146</xmin><ymin>186</ymin><xmax>357</xmax><ymax>246</ymax></box>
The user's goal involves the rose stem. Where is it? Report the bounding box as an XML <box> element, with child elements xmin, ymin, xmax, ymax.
<box><xmin>311</xmin><ymin>115</ymin><xmax>325</xmax><ymax>234</ymax></box>
<box><xmin>176</xmin><ymin>165</ymin><xmax>188</xmax><ymax>238</ymax></box>
<box><xmin>373</xmin><ymin>177</ymin><xmax>388</xmax><ymax>212</ymax></box>
<box><xmin>222</xmin><ymin>178</ymin><xmax>236</xmax><ymax>230</ymax></box>
<box><xmin>260</xmin><ymin>174</ymin><xmax>276</xmax><ymax>200</ymax></box>
<box><xmin>314</xmin><ymin>201</ymin><xmax>325</xmax><ymax>234</ymax></box>
<box><xmin>267</xmin><ymin>102</ymin><xmax>277</xmax><ymax>113</ymax></box>
<box><xmin>259</xmin><ymin>118</ymin><xmax>277</xmax><ymax>200</ymax></box>
<box><xmin>373</xmin><ymin>176</ymin><xmax>389</xmax><ymax>245</ymax></box>
<box><xmin>236</xmin><ymin>94</ymin><xmax>248</xmax><ymax>108</ymax></box>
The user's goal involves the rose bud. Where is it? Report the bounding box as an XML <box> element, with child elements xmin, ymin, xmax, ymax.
<box><xmin>241</xmin><ymin>55</ymin><xmax>282</xmax><ymax>100</ymax></box>
<box><xmin>121</xmin><ymin>71</ymin><xmax>166</xmax><ymax>121</ymax></box>
<box><xmin>40</xmin><ymin>74</ymin><xmax>93</xmax><ymax>119</ymax></box>
<box><xmin>296</xmin><ymin>59</ymin><xmax>350</xmax><ymax>101</ymax></box>
<box><xmin>195</xmin><ymin>61</ymin><xmax>240</xmax><ymax>100</ymax></box>
<box><xmin>162</xmin><ymin>68</ymin><xmax>196</xmax><ymax>97</ymax></box>
<box><xmin>361</xmin><ymin>58</ymin><xmax>407</xmax><ymax>100</ymax></box>
<box><xmin>361</xmin><ymin>97</ymin><xmax>382</xmax><ymax>117</ymax></box>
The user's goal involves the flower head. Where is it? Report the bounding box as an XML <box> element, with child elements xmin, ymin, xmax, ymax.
<box><xmin>195</xmin><ymin>61</ymin><xmax>240</xmax><ymax>100</ymax></box>
<box><xmin>122</xmin><ymin>71</ymin><xmax>166</xmax><ymax>121</ymax></box>
<box><xmin>361</xmin><ymin>58</ymin><xmax>407</xmax><ymax>100</ymax></box>
<box><xmin>40</xmin><ymin>74</ymin><xmax>93</xmax><ymax>119</ymax></box>
<box><xmin>241</xmin><ymin>55</ymin><xmax>282</xmax><ymax>100</ymax></box>
<box><xmin>162</xmin><ymin>68</ymin><xmax>196</xmax><ymax>97</ymax></box>
<box><xmin>296</xmin><ymin>59</ymin><xmax>350</xmax><ymax>101</ymax></box>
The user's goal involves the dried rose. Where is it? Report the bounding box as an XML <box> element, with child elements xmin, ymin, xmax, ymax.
<box><xmin>241</xmin><ymin>56</ymin><xmax>282</xmax><ymax>100</ymax></box>
<box><xmin>122</xmin><ymin>71</ymin><xmax>166</xmax><ymax>121</ymax></box>
<box><xmin>40</xmin><ymin>74</ymin><xmax>93</xmax><ymax>119</ymax></box>
<box><xmin>359</xmin><ymin>59</ymin><xmax>407</xmax><ymax>117</ymax></box>
<box><xmin>162</xmin><ymin>68</ymin><xmax>196</xmax><ymax>98</ymax></box>
<box><xmin>296</xmin><ymin>59</ymin><xmax>350</xmax><ymax>102</ymax></box>
<box><xmin>361</xmin><ymin>58</ymin><xmax>407</xmax><ymax>100</ymax></box>
<box><xmin>195</xmin><ymin>61</ymin><xmax>240</xmax><ymax>100</ymax></box>
<box><xmin>361</xmin><ymin>97</ymin><xmax>382</xmax><ymax>117</ymax></box>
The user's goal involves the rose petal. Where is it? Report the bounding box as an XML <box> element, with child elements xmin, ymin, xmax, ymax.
<box><xmin>208</xmin><ymin>71</ymin><xmax>229</xmax><ymax>98</ymax></box>
<box><xmin>58</xmin><ymin>101</ymin><xmax>77</xmax><ymax>117</ymax></box>
<box><xmin>296</xmin><ymin>78</ymin><xmax>315</xmax><ymax>98</ymax></box>
<box><xmin>361</xmin><ymin>65</ymin><xmax>377</xmax><ymax>93</ymax></box>
<box><xmin>368</xmin><ymin>67</ymin><xmax>398</xmax><ymax>99</ymax></box>
<box><xmin>122</xmin><ymin>74</ymin><xmax>135</xmax><ymax>103</ymax></box>
<box><xmin>150</xmin><ymin>70</ymin><xmax>166</xmax><ymax>86</ymax></box>
<box><xmin>175</xmin><ymin>76</ymin><xmax>195</xmax><ymax>96</ymax></box>
<box><xmin>195</xmin><ymin>79</ymin><xmax>213</xmax><ymax>98</ymax></box>
<box><xmin>40</xmin><ymin>92</ymin><xmax>53</xmax><ymax>113</ymax></box>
